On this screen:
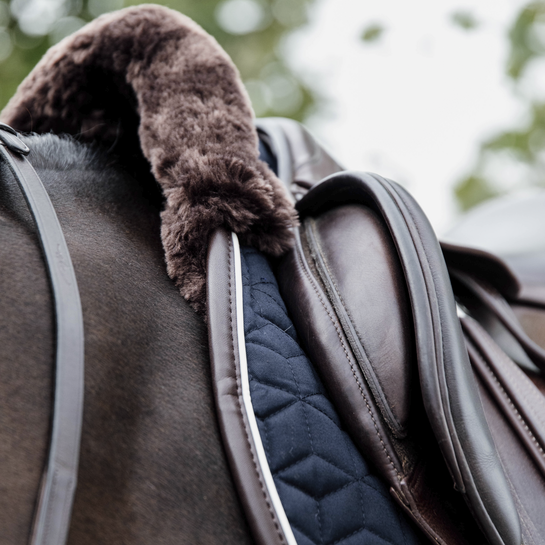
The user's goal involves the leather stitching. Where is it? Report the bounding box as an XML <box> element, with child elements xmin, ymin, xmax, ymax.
<box><xmin>228</xmin><ymin>238</ymin><xmax>286</xmax><ymax>544</ymax></box>
<box><xmin>294</xmin><ymin>240</ymin><xmax>402</xmax><ymax>480</ymax></box>
<box><xmin>473</xmin><ymin>328</ymin><xmax>545</xmax><ymax>461</ymax></box>
<box><xmin>474</xmin><ymin>319</ymin><xmax>545</xmax><ymax>431</ymax></box>
<box><xmin>308</xmin><ymin>220</ymin><xmax>389</xmax><ymax>403</ymax></box>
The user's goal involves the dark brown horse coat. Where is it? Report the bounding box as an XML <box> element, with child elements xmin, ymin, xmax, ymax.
<box><xmin>0</xmin><ymin>134</ymin><xmax>254</xmax><ymax>544</ymax></box>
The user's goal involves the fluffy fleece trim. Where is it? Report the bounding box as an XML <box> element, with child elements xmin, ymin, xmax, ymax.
<box><xmin>0</xmin><ymin>4</ymin><xmax>296</xmax><ymax>315</ymax></box>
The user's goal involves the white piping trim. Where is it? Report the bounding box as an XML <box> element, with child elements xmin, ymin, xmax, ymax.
<box><xmin>232</xmin><ymin>232</ymin><xmax>298</xmax><ymax>545</ymax></box>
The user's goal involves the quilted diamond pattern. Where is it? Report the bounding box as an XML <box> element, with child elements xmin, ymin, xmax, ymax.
<box><xmin>240</xmin><ymin>247</ymin><xmax>422</xmax><ymax>545</ymax></box>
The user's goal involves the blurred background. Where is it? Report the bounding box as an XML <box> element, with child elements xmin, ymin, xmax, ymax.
<box><xmin>0</xmin><ymin>0</ymin><xmax>544</xmax><ymax>232</ymax></box>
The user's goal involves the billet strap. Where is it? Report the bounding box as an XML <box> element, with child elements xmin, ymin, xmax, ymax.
<box><xmin>441</xmin><ymin>241</ymin><xmax>521</xmax><ymax>300</ymax></box>
<box><xmin>460</xmin><ymin>316</ymin><xmax>545</xmax><ymax>544</ymax></box>
<box><xmin>462</xmin><ymin>316</ymin><xmax>545</xmax><ymax>479</ymax></box>
<box><xmin>0</xmin><ymin>124</ymin><xmax>84</xmax><ymax>545</ymax></box>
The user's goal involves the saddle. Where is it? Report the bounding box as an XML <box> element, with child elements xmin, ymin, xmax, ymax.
<box><xmin>2</xmin><ymin>6</ymin><xmax>544</xmax><ymax>545</ymax></box>
<box><xmin>207</xmin><ymin>118</ymin><xmax>545</xmax><ymax>545</ymax></box>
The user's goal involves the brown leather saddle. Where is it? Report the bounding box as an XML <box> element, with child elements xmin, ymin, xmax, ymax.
<box><xmin>208</xmin><ymin>118</ymin><xmax>545</xmax><ymax>545</ymax></box>
<box><xmin>5</xmin><ymin>112</ymin><xmax>544</xmax><ymax>545</ymax></box>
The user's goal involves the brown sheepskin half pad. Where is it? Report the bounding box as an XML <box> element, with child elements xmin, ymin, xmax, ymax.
<box><xmin>0</xmin><ymin>4</ymin><xmax>296</xmax><ymax>315</ymax></box>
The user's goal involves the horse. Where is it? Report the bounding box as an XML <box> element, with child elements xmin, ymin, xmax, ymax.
<box><xmin>0</xmin><ymin>133</ymin><xmax>255</xmax><ymax>544</ymax></box>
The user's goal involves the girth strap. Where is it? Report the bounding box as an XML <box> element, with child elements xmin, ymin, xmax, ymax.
<box><xmin>0</xmin><ymin>124</ymin><xmax>84</xmax><ymax>545</ymax></box>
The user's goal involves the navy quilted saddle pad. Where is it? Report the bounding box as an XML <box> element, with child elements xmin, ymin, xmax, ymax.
<box><xmin>240</xmin><ymin>245</ymin><xmax>422</xmax><ymax>544</ymax></box>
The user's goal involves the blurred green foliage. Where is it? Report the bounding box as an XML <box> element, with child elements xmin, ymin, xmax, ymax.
<box><xmin>0</xmin><ymin>0</ymin><xmax>316</xmax><ymax>120</ymax></box>
<box><xmin>450</xmin><ymin>10</ymin><xmax>479</xmax><ymax>31</ymax></box>
<box><xmin>455</xmin><ymin>1</ymin><xmax>545</xmax><ymax>210</ymax></box>
<box><xmin>360</xmin><ymin>23</ymin><xmax>384</xmax><ymax>43</ymax></box>
<box><xmin>5</xmin><ymin>0</ymin><xmax>545</xmax><ymax>212</ymax></box>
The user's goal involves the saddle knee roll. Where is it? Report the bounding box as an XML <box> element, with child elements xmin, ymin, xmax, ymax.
<box><xmin>275</xmin><ymin>172</ymin><xmax>521</xmax><ymax>545</ymax></box>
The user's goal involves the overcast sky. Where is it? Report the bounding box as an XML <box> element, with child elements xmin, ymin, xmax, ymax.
<box><xmin>285</xmin><ymin>0</ymin><xmax>529</xmax><ymax>233</ymax></box>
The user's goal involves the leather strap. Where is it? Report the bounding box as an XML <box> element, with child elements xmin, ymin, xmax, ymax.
<box><xmin>452</xmin><ymin>268</ymin><xmax>545</xmax><ymax>373</ymax></box>
<box><xmin>0</xmin><ymin>125</ymin><xmax>84</xmax><ymax>545</ymax></box>
<box><xmin>462</xmin><ymin>316</ymin><xmax>545</xmax><ymax>479</ymax></box>
<box><xmin>207</xmin><ymin>228</ymin><xmax>295</xmax><ymax>545</ymax></box>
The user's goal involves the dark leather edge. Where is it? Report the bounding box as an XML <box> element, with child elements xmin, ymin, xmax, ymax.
<box><xmin>440</xmin><ymin>241</ymin><xmax>521</xmax><ymax>300</ymax></box>
<box><xmin>207</xmin><ymin>228</ymin><xmax>289</xmax><ymax>545</ymax></box>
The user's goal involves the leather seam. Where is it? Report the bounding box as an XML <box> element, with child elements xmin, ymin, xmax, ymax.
<box><xmin>295</xmin><ymin>240</ymin><xmax>402</xmax><ymax>480</ymax></box>
<box><xmin>475</xmin><ymin>320</ymin><xmax>545</xmax><ymax>430</ymax></box>
<box><xmin>230</xmin><ymin>238</ymin><xmax>286</xmax><ymax>544</ymax></box>
<box><xmin>476</xmin><ymin>341</ymin><xmax>545</xmax><ymax>462</ymax></box>
<box><xmin>307</xmin><ymin>218</ymin><xmax>402</xmax><ymax>433</ymax></box>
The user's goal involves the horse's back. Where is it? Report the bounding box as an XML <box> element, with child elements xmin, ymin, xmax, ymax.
<box><xmin>0</xmin><ymin>135</ymin><xmax>252</xmax><ymax>544</ymax></box>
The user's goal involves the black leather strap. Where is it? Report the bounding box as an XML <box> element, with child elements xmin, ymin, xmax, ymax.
<box><xmin>0</xmin><ymin>125</ymin><xmax>84</xmax><ymax>545</ymax></box>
